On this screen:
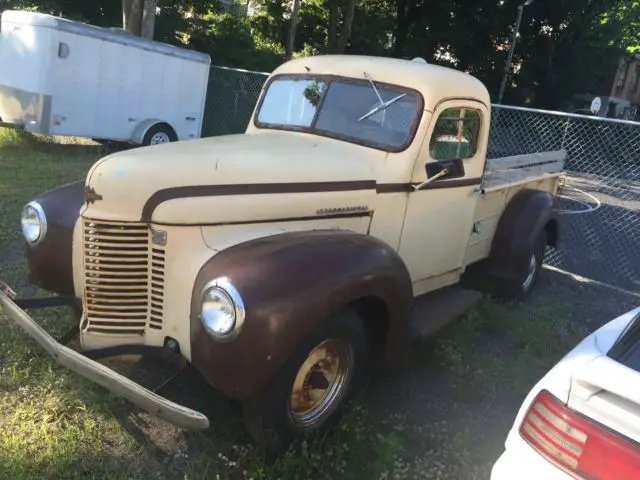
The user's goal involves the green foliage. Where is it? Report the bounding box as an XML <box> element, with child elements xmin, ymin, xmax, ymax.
<box><xmin>599</xmin><ymin>0</ymin><xmax>640</xmax><ymax>53</ymax></box>
<box><xmin>187</xmin><ymin>12</ymin><xmax>284</xmax><ymax>71</ymax></box>
<box><xmin>0</xmin><ymin>0</ymin><xmax>636</xmax><ymax>109</ymax></box>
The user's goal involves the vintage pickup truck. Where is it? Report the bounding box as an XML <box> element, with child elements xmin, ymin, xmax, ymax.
<box><xmin>0</xmin><ymin>54</ymin><xmax>565</xmax><ymax>452</ymax></box>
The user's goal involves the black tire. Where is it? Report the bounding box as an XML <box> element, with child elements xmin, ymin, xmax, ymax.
<box><xmin>142</xmin><ymin>123</ymin><xmax>177</xmax><ymax>146</ymax></box>
<box><xmin>493</xmin><ymin>229</ymin><xmax>547</xmax><ymax>301</ymax></box>
<box><xmin>242</xmin><ymin>308</ymin><xmax>370</xmax><ymax>455</ymax></box>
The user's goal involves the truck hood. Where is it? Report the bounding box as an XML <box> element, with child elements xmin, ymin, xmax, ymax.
<box><xmin>83</xmin><ymin>132</ymin><xmax>383</xmax><ymax>225</ymax></box>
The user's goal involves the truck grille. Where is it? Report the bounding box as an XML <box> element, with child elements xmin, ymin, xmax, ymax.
<box><xmin>82</xmin><ymin>219</ymin><xmax>165</xmax><ymax>335</ymax></box>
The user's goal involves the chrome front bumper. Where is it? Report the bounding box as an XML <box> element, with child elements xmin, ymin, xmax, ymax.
<box><xmin>0</xmin><ymin>285</ymin><xmax>209</xmax><ymax>431</ymax></box>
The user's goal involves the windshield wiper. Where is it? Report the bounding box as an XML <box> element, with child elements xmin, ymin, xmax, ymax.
<box><xmin>359</xmin><ymin>71</ymin><xmax>406</xmax><ymax>122</ymax></box>
<box><xmin>358</xmin><ymin>93</ymin><xmax>407</xmax><ymax>122</ymax></box>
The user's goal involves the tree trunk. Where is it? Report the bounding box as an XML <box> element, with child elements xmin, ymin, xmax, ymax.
<box><xmin>122</xmin><ymin>0</ymin><xmax>132</xmax><ymax>29</ymax></box>
<box><xmin>286</xmin><ymin>0</ymin><xmax>302</xmax><ymax>60</ymax></box>
<box><xmin>123</xmin><ymin>0</ymin><xmax>144</xmax><ymax>36</ymax></box>
<box><xmin>141</xmin><ymin>0</ymin><xmax>158</xmax><ymax>39</ymax></box>
<box><xmin>393</xmin><ymin>0</ymin><xmax>408</xmax><ymax>57</ymax></box>
<box><xmin>336</xmin><ymin>0</ymin><xmax>356</xmax><ymax>53</ymax></box>
<box><xmin>327</xmin><ymin>0</ymin><xmax>339</xmax><ymax>53</ymax></box>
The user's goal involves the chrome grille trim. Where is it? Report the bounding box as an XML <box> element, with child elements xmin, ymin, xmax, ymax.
<box><xmin>82</xmin><ymin>219</ymin><xmax>165</xmax><ymax>336</ymax></box>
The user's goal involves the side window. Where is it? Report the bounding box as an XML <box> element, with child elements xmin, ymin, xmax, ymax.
<box><xmin>429</xmin><ymin>107</ymin><xmax>481</xmax><ymax>160</ymax></box>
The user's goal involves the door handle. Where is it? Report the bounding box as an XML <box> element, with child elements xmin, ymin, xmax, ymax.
<box><xmin>412</xmin><ymin>168</ymin><xmax>450</xmax><ymax>191</ymax></box>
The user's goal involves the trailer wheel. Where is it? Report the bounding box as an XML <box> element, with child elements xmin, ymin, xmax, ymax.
<box><xmin>142</xmin><ymin>123</ymin><xmax>177</xmax><ymax>146</ymax></box>
<box><xmin>242</xmin><ymin>308</ymin><xmax>370</xmax><ymax>455</ymax></box>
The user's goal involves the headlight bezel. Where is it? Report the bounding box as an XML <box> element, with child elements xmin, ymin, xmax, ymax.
<box><xmin>200</xmin><ymin>277</ymin><xmax>245</xmax><ymax>342</ymax></box>
<box><xmin>21</xmin><ymin>201</ymin><xmax>47</xmax><ymax>246</ymax></box>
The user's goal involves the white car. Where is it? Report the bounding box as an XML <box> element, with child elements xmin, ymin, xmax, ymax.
<box><xmin>491</xmin><ymin>305</ymin><xmax>640</xmax><ymax>480</ymax></box>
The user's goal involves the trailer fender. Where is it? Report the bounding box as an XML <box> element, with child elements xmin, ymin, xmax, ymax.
<box><xmin>487</xmin><ymin>188</ymin><xmax>559</xmax><ymax>282</ymax></box>
<box><xmin>131</xmin><ymin>119</ymin><xmax>177</xmax><ymax>145</ymax></box>
<box><xmin>189</xmin><ymin>229</ymin><xmax>413</xmax><ymax>401</ymax></box>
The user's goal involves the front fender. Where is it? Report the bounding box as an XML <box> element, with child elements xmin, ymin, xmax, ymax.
<box><xmin>26</xmin><ymin>181</ymin><xmax>85</xmax><ymax>296</ymax></box>
<box><xmin>189</xmin><ymin>230</ymin><xmax>413</xmax><ymax>401</ymax></box>
<box><xmin>488</xmin><ymin>188</ymin><xmax>560</xmax><ymax>282</ymax></box>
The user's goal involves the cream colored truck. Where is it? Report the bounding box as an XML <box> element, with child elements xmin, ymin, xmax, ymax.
<box><xmin>0</xmin><ymin>55</ymin><xmax>564</xmax><ymax>452</ymax></box>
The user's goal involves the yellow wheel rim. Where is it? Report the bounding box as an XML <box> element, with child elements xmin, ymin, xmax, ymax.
<box><xmin>288</xmin><ymin>339</ymin><xmax>353</xmax><ymax>428</ymax></box>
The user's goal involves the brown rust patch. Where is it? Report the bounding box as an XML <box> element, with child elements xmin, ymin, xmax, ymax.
<box><xmin>189</xmin><ymin>229</ymin><xmax>413</xmax><ymax>401</ymax></box>
<box><xmin>487</xmin><ymin>188</ymin><xmax>560</xmax><ymax>282</ymax></box>
<box><xmin>26</xmin><ymin>181</ymin><xmax>85</xmax><ymax>296</ymax></box>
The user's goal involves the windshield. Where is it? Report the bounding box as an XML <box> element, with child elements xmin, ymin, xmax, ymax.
<box><xmin>255</xmin><ymin>76</ymin><xmax>423</xmax><ymax>151</ymax></box>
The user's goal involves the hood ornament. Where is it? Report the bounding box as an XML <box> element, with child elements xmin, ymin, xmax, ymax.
<box><xmin>84</xmin><ymin>186</ymin><xmax>103</xmax><ymax>204</ymax></box>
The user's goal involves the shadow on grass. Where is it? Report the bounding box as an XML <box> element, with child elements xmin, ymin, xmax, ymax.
<box><xmin>0</xmin><ymin>128</ymin><xmax>130</xmax><ymax>156</ymax></box>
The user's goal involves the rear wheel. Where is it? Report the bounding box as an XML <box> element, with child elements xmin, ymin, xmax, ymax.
<box><xmin>494</xmin><ymin>229</ymin><xmax>547</xmax><ymax>300</ymax></box>
<box><xmin>242</xmin><ymin>308</ymin><xmax>369</xmax><ymax>454</ymax></box>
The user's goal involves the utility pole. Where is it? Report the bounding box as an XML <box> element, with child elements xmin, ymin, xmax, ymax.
<box><xmin>497</xmin><ymin>0</ymin><xmax>535</xmax><ymax>104</ymax></box>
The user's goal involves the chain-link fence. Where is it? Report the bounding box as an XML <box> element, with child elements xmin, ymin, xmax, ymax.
<box><xmin>201</xmin><ymin>66</ymin><xmax>268</xmax><ymax>137</ymax></box>
<box><xmin>490</xmin><ymin>105</ymin><xmax>640</xmax><ymax>293</ymax></box>
<box><xmin>200</xmin><ymin>65</ymin><xmax>640</xmax><ymax>293</ymax></box>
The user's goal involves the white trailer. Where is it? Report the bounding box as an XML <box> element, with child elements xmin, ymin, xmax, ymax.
<box><xmin>0</xmin><ymin>10</ymin><xmax>211</xmax><ymax>145</ymax></box>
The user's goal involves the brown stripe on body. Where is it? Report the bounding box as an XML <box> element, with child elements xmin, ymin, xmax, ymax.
<box><xmin>140</xmin><ymin>180</ymin><xmax>376</xmax><ymax>222</ymax></box>
<box><xmin>376</xmin><ymin>177</ymin><xmax>482</xmax><ymax>193</ymax></box>
<box><xmin>140</xmin><ymin>177</ymin><xmax>483</xmax><ymax>222</ymax></box>
<box><xmin>151</xmin><ymin>211</ymin><xmax>373</xmax><ymax>227</ymax></box>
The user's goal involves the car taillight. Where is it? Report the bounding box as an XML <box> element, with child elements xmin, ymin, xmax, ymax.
<box><xmin>519</xmin><ymin>390</ymin><xmax>640</xmax><ymax>480</ymax></box>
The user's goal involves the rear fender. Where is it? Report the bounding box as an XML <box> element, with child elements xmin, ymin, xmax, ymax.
<box><xmin>487</xmin><ymin>188</ymin><xmax>560</xmax><ymax>282</ymax></box>
<box><xmin>189</xmin><ymin>229</ymin><xmax>413</xmax><ymax>401</ymax></box>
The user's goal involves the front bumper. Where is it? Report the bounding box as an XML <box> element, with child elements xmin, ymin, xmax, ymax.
<box><xmin>0</xmin><ymin>285</ymin><xmax>209</xmax><ymax>431</ymax></box>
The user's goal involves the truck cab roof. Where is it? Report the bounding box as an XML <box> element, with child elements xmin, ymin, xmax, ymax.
<box><xmin>272</xmin><ymin>55</ymin><xmax>491</xmax><ymax>113</ymax></box>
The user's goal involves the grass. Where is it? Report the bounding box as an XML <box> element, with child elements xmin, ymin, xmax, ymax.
<box><xmin>0</xmin><ymin>128</ymin><xmax>591</xmax><ymax>479</ymax></box>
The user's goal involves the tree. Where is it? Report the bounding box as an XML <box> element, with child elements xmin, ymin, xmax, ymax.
<box><xmin>286</xmin><ymin>0</ymin><xmax>302</xmax><ymax>59</ymax></box>
<box><xmin>123</xmin><ymin>0</ymin><xmax>143</xmax><ymax>35</ymax></box>
<box><xmin>123</xmin><ymin>0</ymin><xmax>157</xmax><ymax>38</ymax></box>
<box><xmin>141</xmin><ymin>0</ymin><xmax>158</xmax><ymax>38</ymax></box>
<box><xmin>327</xmin><ymin>0</ymin><xmax>357</xmax><ymax>53</ymax></box>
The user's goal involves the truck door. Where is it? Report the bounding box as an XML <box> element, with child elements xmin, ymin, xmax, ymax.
<box><xmin>398</xmin><ymin>100</ymin><xmax>488</xmax><ymax>285</ymax></box>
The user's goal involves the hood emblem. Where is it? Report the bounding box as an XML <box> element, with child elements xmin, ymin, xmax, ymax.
<box><xmin>84</xmin><ymin>186</ymin><xmax>103</xmax><ymax>204</ymax></box>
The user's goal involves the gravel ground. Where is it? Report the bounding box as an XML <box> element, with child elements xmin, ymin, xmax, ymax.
<box><xmin>548</xmin><ymin>172</ymin><xmax>640</xmax><ymax>293</ymax></box>
<box><xmin>360</xmin><ymin>266</ymin><xmax>640</xmax><ymax>478</ymax></box>
<box><xmin>89</xmin><ymin>266</ymin><xmax>639</xmax><ymax>479</ymax></box>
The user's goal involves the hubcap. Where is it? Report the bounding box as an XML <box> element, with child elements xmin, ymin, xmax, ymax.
<box><xmin>288</xmin><ymin>339</ymin><xmax>353</xmax><ymax>428</ymax></box>
<box><xmin>150</xmin><ymin>132</ymin><xmax>171</xmax><ymax>144</ymax></box>
<box><xmin>522</xmin><ymin>253</ymin><xmax>538</xmax><ymax>290</ymax></box>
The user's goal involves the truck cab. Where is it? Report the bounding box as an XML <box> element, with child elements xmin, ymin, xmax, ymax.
<box><xmin>3</xmin><ymin>55</ymin><xmax>563</xmax><ymax>453</ymax></box>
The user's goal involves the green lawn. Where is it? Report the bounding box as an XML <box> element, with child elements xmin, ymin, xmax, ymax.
<box><xmin>0</xmin><ymin>129</ymin><xmax>594</xmax><ymax>479</ymax></box>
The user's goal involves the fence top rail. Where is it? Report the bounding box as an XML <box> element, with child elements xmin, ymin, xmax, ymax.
<box><xmin>493</xmin><ymin>103</ymin><xmax>640</xmax><ymax>127</ymax></box>
<box><xmin>210</xmin><ymin>64</ymin><xmax>271</xmax><ymax>77</ymax></box>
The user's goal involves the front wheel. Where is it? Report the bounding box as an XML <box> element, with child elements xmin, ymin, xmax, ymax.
<box><xmin>242</xmin><ymin>308</ymin><xmax>369</xmax><ymax>454</ymax></box>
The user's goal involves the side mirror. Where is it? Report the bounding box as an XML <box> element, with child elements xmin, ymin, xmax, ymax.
<box><xmin>425</xmin><ymin>158</ymin><xmax>465</xmax><ymax>180</ymax></box>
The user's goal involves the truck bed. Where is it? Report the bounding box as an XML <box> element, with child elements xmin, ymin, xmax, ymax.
<box><xmin>482</xmin><ymin>150</ymin><xmax>566</xmax><ymax>190</ymax></box>
<box><xmin>464</xmin><ymin>149</ymin><xmax>566</xmax><ymax>266</ymax></box>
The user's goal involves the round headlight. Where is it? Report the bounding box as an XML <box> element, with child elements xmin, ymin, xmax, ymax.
<box><xmin>21</xmin><ymin>201</ymin><xmax>47</xmax><ymax>245</ymax></box>
<box><xmin>200</xmin><ymin>278</ymin><xmax>245</xmax><ymax>341</ymax></box>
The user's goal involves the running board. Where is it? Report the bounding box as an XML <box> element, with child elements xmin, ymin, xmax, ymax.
<box><xmin>410</xmin><ymin>286</ymin><xmax>483</xmax><ymax>340</ymax></box>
